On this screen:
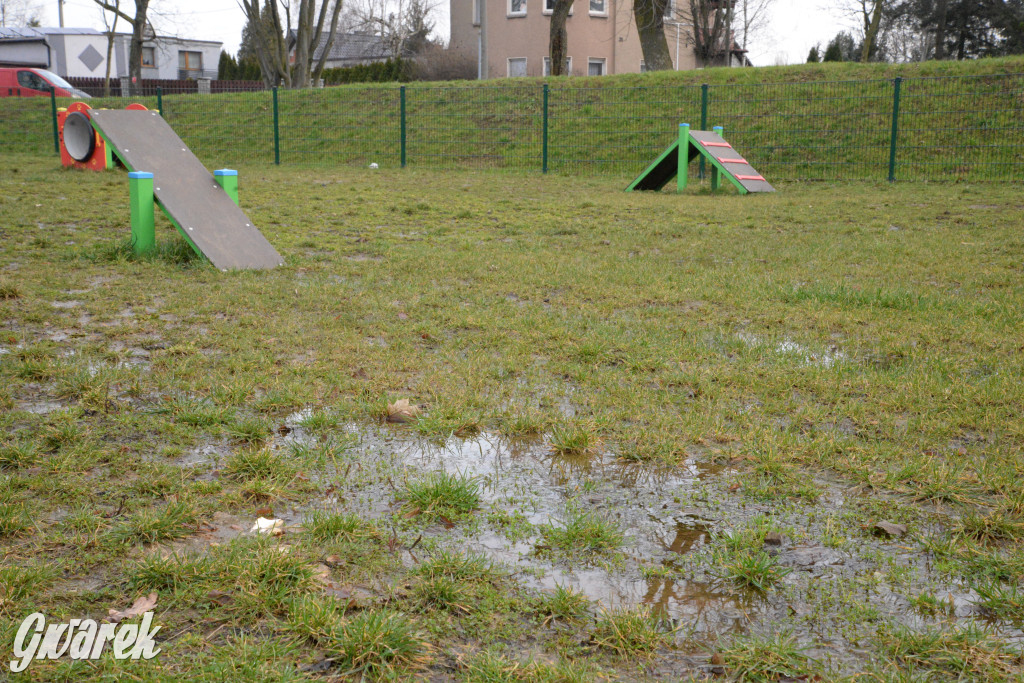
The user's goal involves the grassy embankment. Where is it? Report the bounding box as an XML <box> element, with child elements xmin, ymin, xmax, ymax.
<box><xmin>2</xmin><ymin>55</ymin><xmax>1022</xmax><ymax>180</ymax></box>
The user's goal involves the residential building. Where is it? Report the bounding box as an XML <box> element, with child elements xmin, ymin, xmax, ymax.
<box><xmin>448</xmin><ymin>0</ymin><xmax>749</xmax><ymax>79</ymax></box>
<box><xmin>0</xmin><ymin>27</ymin><xmax>221</xmax><ymax>80</ymax></box>
<box><xmin>287</xmin><ymin>32</ymin><xmax>393</xmax><ymax>70</ymax></box>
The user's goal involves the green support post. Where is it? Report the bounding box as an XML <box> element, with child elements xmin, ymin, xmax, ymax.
<box><xmin>711</xmin><ymin>125</ymin><xmax>723</xmax><ymax>191</ymax></box>
<box><xmin>50</xmin><ymin>88</ymin><xmax>59</xmax><ymax>155</ymax></box>
<box><xmin>214</xmin><ymin>169</ymin><xmax>239</xmax><ymax>205</ymax></box>
<box><xmin>128</xmin><ymin>171</ymin><xmax>155</xmax><ymax>254</ymax></box>
<box><xmin>699</xmin><ymin>84</ymin><xmax>709</xmax><ymax>180</ymax></box>
<box><xmin>888</xmin><ymin>77</ymin><xmax>901</xmax><ymax>183</ymax></box>
<box><xmin>272</xmin><ymin>86</ymin><xmax>280</xmax><ymax>166</ymax></box>
<box><xmin>542</xmin><ymin>83</ymin><xmax>549</xmax><ymax>173</ymax></box>
<box><xmin>157</xmin><ymin>86</ymin><xmax>163</xmax><ymax>116</ymax></box>
<box><xmin>400</xmin><ymin>85</ymin><xmax>407</xmax><ymax>168</ymax></box>
<box><xmin>677</xmin><ymin>123</ymin><xmax>690</xmax><ymax>192</ymax></box>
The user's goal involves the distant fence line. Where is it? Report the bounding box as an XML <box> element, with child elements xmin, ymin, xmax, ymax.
<box><xmin>4</xmin><ymin>72</ymin><xmax>1023</xmax><ymax>181</ymax></box>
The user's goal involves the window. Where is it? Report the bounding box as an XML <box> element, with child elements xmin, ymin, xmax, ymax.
<box><xmin>587</xmin><ymin>58</ymin><xmax>605</xmax><ymax>76</ymax></box>
<box><xmin>543</xmin><ymin>56</ymin><xmax>572</xmax><ymax>76</ymax></box>
<box><xmin>589</xmin><ymin>0</ymin><xmax>606</xmax><ymax>14</ymax></box>
<box><xmin>663</xmin><ymin>0</ymin><xmax>673</xmax><ymax>18</ymax></box>
<box><xmin>508</xmin><ymin>0</ymin><xmax>526</xmax><ymax>16</ymax></box>
<box><xmin>141</xmin><ymin>47</ymin><xmax>156</xmax><ymax>67</ymax></box>
<box><xmin>543</xmin><ymin>0</ymin><xmax>572</xmax><ymax>14</ymax></box>
<box><xmin>640</xmin><ymin>60</ymin><xmax>648</xmax><ymax>72</ymax></box>
<box><xmin>16</xmin><ymin>70</ymin><xmax>49</xmax><ymax>92</ymax></box>
<box><xmin>507</xmin><ymin>57</ymin><xmax>527</xmax><ymax>77</ymax></box>
<box><xmin>178</xmin><ymin>51</ymin><xmax>202</xmax><ymax>71</ymax></box>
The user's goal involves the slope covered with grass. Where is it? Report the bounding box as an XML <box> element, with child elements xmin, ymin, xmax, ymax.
<box><xmin>2</xmin><ymin>55</ymin><xmax>1022</xmax><ymax>181</ymax></box>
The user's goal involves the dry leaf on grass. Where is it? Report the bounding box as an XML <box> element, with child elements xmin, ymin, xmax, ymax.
<box><xmin>386</xmin><ymin>398</ymin><xmax>420</xmax><ymax>423</ymax></box>
<box><xmin>108</xmin><ymin>592</ymin><xmax>158</xmax><ymax>623</ymax></box>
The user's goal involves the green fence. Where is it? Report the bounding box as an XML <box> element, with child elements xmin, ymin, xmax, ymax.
<box><xmin>2</xmin><ymin>72</ymin><xmax>1022</xmax><ymax>181</ymax></box>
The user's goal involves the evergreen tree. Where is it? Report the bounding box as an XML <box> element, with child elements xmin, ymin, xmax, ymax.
<box><xmin>806</xmin><ymin>44</ymin><xmax>821</xmax><ymax>62</ymax></box>
<box><xmin>218</xmin><ymin>50</ymin><xmax>238</xmax><ymax>80</ymax></box>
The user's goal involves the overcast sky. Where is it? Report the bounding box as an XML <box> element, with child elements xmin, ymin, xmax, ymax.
<box><xmin>42</xmin><ymin>0</ymin><xmax>852</xmax><ymax>67</ymax></box>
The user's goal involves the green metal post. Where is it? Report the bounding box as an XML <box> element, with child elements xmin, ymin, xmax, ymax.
<box><xmin>711</xmin><ymin>125</ymin><xmax>723</xmax><ymax>191</ymax></box>
<box><xmin>699</xmin><ymin>84</ymin><xmax>708</xmax><ymax>180</ymax></box>
<box><xmin>128</xmin><ymin>171</ymin><xmax>155</xmax><ymax>254</ymax></box>
<box><xmin>157</xmin><ymin>87</ymin><xmax>163</xmax><ymax>116</ymax></box>
<box><xmin>50</xmin><ymin>88</ymin><xmax>59</xmax><ymax>155</ymax></box>
<box><xmin>677</xmin><ymin>123</ymin><xmax>690</xmax><ymax>192</ymax></box>
<box><xmin>272</xmin><ymin>86</ymin><xmax>280</xmax><ymax>166</ymax></box>
<box><xmin>888</xmin><ymin>77</ymin><xmax>901</xmax><ymax>183</ymax></box>
<box><xmin>400</xmin><ymin>85</ymin><xmax>407</xmax><ymax>168</ymax></box>
<box><xmin>542</xmin><ymin>83</ymin><xmax>549</xmax><ymax>173</ymax></box>
<box><xmin>214</xmin><ymin>169</ymin><xmax>239</xmax><ymax>205</ymax></box>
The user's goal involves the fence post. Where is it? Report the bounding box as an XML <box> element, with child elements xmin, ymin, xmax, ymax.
<box><xmin>888</xmin><ymin>77</ymin><xmax>901</xmax><ymax>183</ymax></box>
<box><xmin>400</xmin><ymin>85</ymin><xmax>407</xmax><ymax>168</ymax></box>
<box><xmin>699</xmin><ymin>84</ymin><xmax>709</xmax><ymax>180</ymax></box>
<box><xmin>157</xmin><ymin>86</ymin><xmax>163</xmax><ymax>116</ymax></box>
<box><xmin>50</xmin><ymin>88</ymin><xmax>59</xmax><ymax>155</ymax></box>
<box><xmin>542</xmin><ymin>83</ymin><xmax>549</xmax><ymax>173</ymax></box>
<box><xmin>272</xmin><ymin>86</ymin><xmax>280</xmax><ymax>166</ymax></box>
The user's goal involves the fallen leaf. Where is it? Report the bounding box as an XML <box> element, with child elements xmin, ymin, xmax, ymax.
<box><xmin>873</xmin><ymin>521</ymin><xmax>907</xmax><ymax>538</ymax></box>
<box><xmin>728</xmin><ymin>483</ymin><xmax>741</xmax><ymax>492</ymax></box>
<box><xmin>324</xmin><ymin>554</ymin><xmax>343</xmax><ymax>566</ymax></box>
<box><xmin>207</xmin><ymin>590</ymin><xmax>233</xmax><ymax>606</ymax></box>
<box><xmin>108</xmin><ymin>592</ymin><xmax>158</xmax><ymax>623</ymax></box>
<box><xmin>386</xmin><ymin>398</ymin><xmax>420</xmax><ymax>423</ymax></box>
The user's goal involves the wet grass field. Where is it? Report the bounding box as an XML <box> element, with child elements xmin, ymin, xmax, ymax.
<box><xmin>1</xmin><ymin>155</ymin><xmax>1023</xmax><ymax>680</ymax></box>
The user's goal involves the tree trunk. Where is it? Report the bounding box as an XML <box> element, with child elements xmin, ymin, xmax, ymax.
<box><xmin>933</xmin><ymin>0</ymin><xmax>948</xmax><ymax>59</ymax></box>
<box><xmin>635</xmin><ymin>0</ymin><xmax>673</xmax><ymax>71</ymax></box>
<box><xmin>549</xmin><ymin>0</ymin><xmax>574</xmax><ymax>76</ymax></box>
<box><xmin>127</xmin><ymin>0</ymin><xmax>150</xmax><ymax>93</ymax></box>
<box><xmin>861</xmin><ymin>0</ymin><xmax>883</xmax><ymax>62</ymax></box>
<box><xmin>312</xmin><ymin>0</ymin><xmax>345</xmax><ymax>83</ymax></box>
<box><xmin>103</xmin><ymin>7</ymin><xmax>118</xmax><ymax>97</ymax></box>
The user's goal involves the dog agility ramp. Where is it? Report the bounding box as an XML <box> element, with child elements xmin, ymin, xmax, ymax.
<box><xmin>89</xmin><ymin>109</ymin><xmax>283</xmax><ymax>270</ymax></box>
<box><xmin>626</xmin><ymin>126</ymin><xmax>774</xmax><ymax>195</ymax></box>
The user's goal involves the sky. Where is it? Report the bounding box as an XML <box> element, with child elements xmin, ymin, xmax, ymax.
<box><xmin>39</xmin><ymin>0</ymin><xmax>853</xmax><ymax>67</ymax></box>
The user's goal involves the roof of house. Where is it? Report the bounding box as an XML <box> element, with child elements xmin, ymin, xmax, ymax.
<box><xmin>290</xmin><ymin>31</ymin><xmax>392</xmax><ymax>62</ymax></box>
<box><xmin>0</xmin><ymin>27</ymin><xmax>220</xmax><ymax>47</ymax></box>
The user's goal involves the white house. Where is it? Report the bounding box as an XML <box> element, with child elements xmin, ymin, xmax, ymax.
<box><xmin>0</xmin><ymin>27</ymin><xmax>221</xmax><ymax>80</ymax></box>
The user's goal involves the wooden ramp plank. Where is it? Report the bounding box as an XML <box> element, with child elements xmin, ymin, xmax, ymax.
<box><xmin>689</xmin><ymin>130</ymin><xmax>775</xmax><ymax>193</ymax></box>
<box><xmin>89</xmin><ymin>109</ymin><xmax>283</xmax><ymax>270</ymax></box>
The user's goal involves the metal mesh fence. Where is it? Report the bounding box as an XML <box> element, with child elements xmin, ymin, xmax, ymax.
<box><xmin>2</xmin><ymin>72</ymin><xmax>1022</xmax><ymax>181</ymax></box>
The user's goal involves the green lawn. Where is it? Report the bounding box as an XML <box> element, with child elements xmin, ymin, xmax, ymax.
<box><xmin>1</xmin><ymin>155</ymin><xmax>1022</xmax><ymax>680</ymax></box>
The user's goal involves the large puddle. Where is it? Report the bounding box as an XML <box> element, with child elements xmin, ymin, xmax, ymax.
<box><xmin>272</xmin><ymin>414</ymin><xmax>1023</xmax><ymax>666</ymax></box>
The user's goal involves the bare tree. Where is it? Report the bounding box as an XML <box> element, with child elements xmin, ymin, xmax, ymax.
<box><xmin>240</xmin><ymin>0</ymin><xmax>345</xmax><ymax>88</ymax></box>
<box><xmin>635</xmin><ymin>0</ymin><xmax>673</xmax><ymax>70</ymax></box>
<box><xmin>0</xmin><ymin>0</ymin><xmax>42</xmax><ymax>26</ymax></box>
<box><xmin>690</xmin><ymin>0</ymin><xmax>734</xmax><ymax>66</ymax></box>
<box><xmin>346</xmin><ymin>0</ymin><xmax>437</xmax><ymax>58</ymax></box>
<box><xmin>548</xmin><ymin>0</ymin><xmax>573</xmax><ymax>76</ymax></box>
<box><xmin>93</xmin><ymin>0</ymin><xmax>151</xmax><ymax>92</ymax></box>
<box><xmin>833</xmin><ymin>0</ymin><xmax>891</xmax><ymax>61</ymax></box>
<box><xmin>733</xmin><ymin>0</ymin><xmax>775</xmax><ymax>52</ymax></box>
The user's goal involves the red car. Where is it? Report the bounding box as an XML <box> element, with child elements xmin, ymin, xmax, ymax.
<box><xmin>0</xmin><ymin>67</ymin><xmax>91</xmax><ymax>98</ymax></box>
